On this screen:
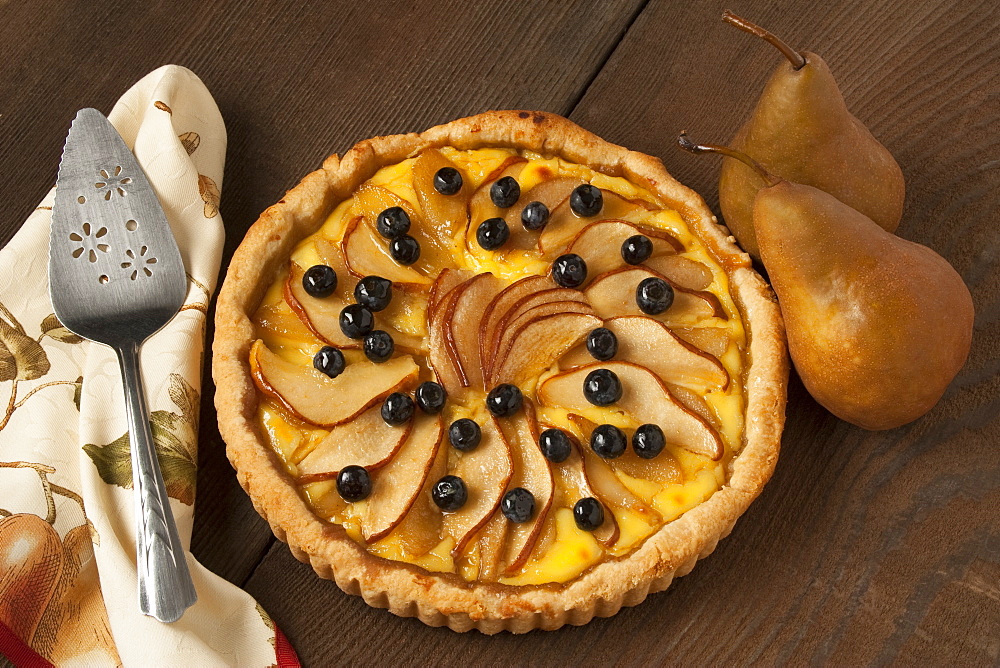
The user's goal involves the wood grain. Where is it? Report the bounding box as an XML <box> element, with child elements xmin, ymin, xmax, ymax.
<box><xmin>0</xmin><ymin>0</ymin><xmax>998</xmax><ymax>665</ymax></box>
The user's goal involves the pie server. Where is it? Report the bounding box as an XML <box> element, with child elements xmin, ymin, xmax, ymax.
<box><xmin>49</xmin><ymin>108</ymin><xmax>197</xmax><ymax>622</ymax></box>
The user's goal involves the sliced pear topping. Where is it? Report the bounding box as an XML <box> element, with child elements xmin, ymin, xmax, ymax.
<box><xmin>644</xmin><ymin>254</ymin><xmax>713</xmax><ymax>291</ymax></box>
<box><xmin>559</xmin><ymin>316</ymin><xmax>728</xmax><ymax>393</ymax></box>
<box><xmin>251</xmin><ymin>339</ymin><xmax>419</xmax><ymax>427</ymax></box>
<box><xmin>362</xmin><ymin>414</ymin><xmax>444</xmax><ymax>543</ymax></box>
<box><xmin>490</xmin><ymin>300</ymin><xmax>597</xmax><ymax>384</ymax></box>
<box><xmin>492</xmin><ymin>311</ymin><xmax>602</xmax><ymax>389</ymax></box>
<box><xmin>585</xmin><ymin>266</ymin><xmax>725</xmax><ymax>323</ymax></box>
<box><xmin>427</xmin><ymin>279</ymin><xmax>465</xmax><ymax>395</ymax></box>
<box><xmin>566</xmin><ymin>220</ymin><xmax>682</xmax><ymax>280</ymax></box>
<box><xmin>284</xmin><ymin>262</ymin><xmax>359</xmax><ymax>349</ymax></box>
<box><xmin>502</xmin><ymin>176</ymin><xmax>582</xmax><ymax>249</ymax></box>
<box><xmin>353</xmin><ymin>183</ymin><xmax>454</xmax><ymax>275</ymax></box>
<box><xmin>466</xmin><ymin>157</ymin><xmax>528</xmax><ymax>251</ymax></box>
<box><xmin>442</xmin><ymin>417</ymin><xmax>513</xmax><ymax>556</ymax></box>
<box><xmin>448</xmin><ymin>273</ymin><xmax>504</xmax><ymax>389</ymax></box>
<box><xmin>479</xmin><ymin>275</ymin><xmax>556</xmax><ymax>376</ymax></box>
<box><xmin>296</xmin><ymin>404</ymin><xmax>413</xmax><ymax>482</ymax></box>
<box><xmin>379</xmin><ymin>430</ymin><xmax>450</xmax><ymax>557</ymax></box>
<box><xmin>672</xmin><ymin>325</ymin><xmax>731</xmax><ymax>358</ymax></box>
<box><xmin>539</xmin><ymin>189</ymin><xmax>655</xmax><ymax>258</ymax></box>
<box><xmin>497</xmin><ymin>402</ymin><xmax>555</xmax><ymax>574</ymax></box>
<box><xmin>412</xmin><ymin>148</ymin><xmax>469</xmax><ymax>249</ymax></box>
<box><xmin>428</xmin><ymin>268</ymin><xmax>472</xmax><ymax>317</ymax></box>
<box><xmin>313</xmin><ymin>237</ymin><xmax>359</xmax><ymax>298</ymax></box>
<box><xmin>537</xmin><ymin>423</ymin><xmax>619</xmax><ymax>546</ymax></box>
<box><xmin>567</xmin><ymin>415</ymin><xmax>656</xmax><ymax>518</ymax></box>
<box><xmin>539</xmin><ymin>361</ymin><xmax>723</xmax><ymax>460</ymax></box>
<box><xmin>341</xmin><ymin>215</ymin><xmax>432</xmax><ymax>287</ymax></box>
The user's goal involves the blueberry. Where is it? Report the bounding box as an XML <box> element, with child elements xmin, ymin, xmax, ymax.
<box><xmin>381</xmin><ymin>391</ymin><xmax>414</xmax><ymax>426</ymax></box>
<box><xmin>390</xmin><ymin>234</ymin><xmax>421</xmax><ymax>265</ymax></box>
<box><xmin>337</xmin><ymin>465</ymin><xmax>372</xmax><ymax>502</ymax></box>
<box><xmin>636</xmin><ymin>277</ymin><xmax>674</xmax><ymax>315</ymax></box>
<box><xmin>313</xmin><ymin>346</ymin><xmax>345</xmax><ymax>378</ymax></box>
<box><xmin>573</xmin><ymin>497</ymin><xmax>605</xmax><ymax>531</ymax></box>
<box><xmin>584</xmin><ymin>368</ymin><xmax>622</xmax><ymax>406</ymax></box>
<box><xmin>490</xmin><ymin>176</ymin><xmax>520</xmax><ymax>208</ymax></box>
<box><xmin>354</xmin><ymin>275</ymin><xmax>393</xmax><ymax>312</ymax></box>
<box><xmin>633</xmin><ymin>423</ymin><xmax>666</xmax><ymax>460</ymax></box>
<box><xmin>339</xmin><ymin>303</ymin><xmax>374</xmax><ymax>339</ymax></box>
<box><xmin>415</xmin><ymin>381</ymin><xmax>447</xmax><ymax>414</ymax></box>
<box><xmin>486</xmin><ymin>383</ymin><xmax>523</xmax><ymax>417</ymax></box>
<box><xmin>570</xmin><ymin>184</ymin><xmax>603</xmax><ymax>217</ymax></box>
<box><xmin>539</xmin><ymin>428</ymin><xmax>572</xmax><ymax>463</ymax></box>
<box><xmin>432</xmin><ymin>475</ymin><xmax>468</xmax><ymax>511</ymax></box>
<box><xmin>363</xmin><ymin>330</ymin><xmax>394</xmax><ymax>363</ymax></box>
<box><xmin>590</xmin><ymin>424</ymin><xmax>627</xmax><ymax>459</ymax></box>
<box><xmin>621</xmin><ymin>235</ymin><xmax>653</xmax><ymax>265</ymax></box>
<box><xmin>501</xmin><ymin>487</ymin><xmax>535</xmax><ymax>523</ymax></box>
<box><xmin>586</xmin><ymin>327</ymin><xmax>618</xmax><ymax>361</ymax></box>
<box><xmin>448</xmin><ymin>418</ymin><xmax>481</xmax><ymax>452</ymax></box>
<box><xmin>376</xmin><ymin>206</ymin><xmax>410</xmax><ymax>239</ymax></box>
<box><xmin>521</xmin><ymin>201</ymin><xmax>550</xmax><ymax>230</ymax></box>
<box><xmin>477</xmin><ymin>217</ymin><xmax>509</xmax><ymax>251</ymax></box>
<box><xmin>433</xmin><ymin>167</ymin><xmax>463</xmax><ymax>196</ymax></box>
<box><xmin>302</xmin><ymin>264</ymin><xmax>338</xmax><ymax>298</ymax></box>
<box><xmin>552</xmin><ymin>253</ymin><xmax>587</xmax><ymax>288</ymax></box>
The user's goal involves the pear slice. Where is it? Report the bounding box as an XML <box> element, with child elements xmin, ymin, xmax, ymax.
<box><xmin>644</xmin><ymin>254</ymin><xmax>714</xmax><ymax>291</ymax></box>
<box><xmin>378</xmin><ymin>426</ymin><xmax>450</xmax><ymax>556</ymax></box>
<box><xmin>341</xmin><ymin>215</ymin><xmax>432</xmax><ymax>288</ymax></box>
<box><xmin>502</xmin><ymin>176</ymin><xmax>582</xmax><ymax>249</ymax></box>
<box><xmin>250</xmin><ymin>339</ymin><xmax>419</xmax><ymax>427</ymax></box>
<box><xmin>353</xmin><ymin>183</ymin><xmax>454</xmax><ymax>276</ymax></box>
<box><xmin>535</xmin><ymin>422</ymin><xmax>619</xmax><ymax>546</ymax></box>
<box><xmin>412</xmin><ymin>148</ymin><xmax>468</xmax><ymax>250</ymax></box>
<box><xmin>296</xmin><ymin>404</ymin><xmax>413</xmax><ymax>482</ymax></box>
<box><xmin>538</xmin><ymin>189</ymin><xmax>655</xmax><ymax>258</ymax></box>
<box><xmin>284</xmin><ymin>261</ymin><xmax>360</xmax><ymax>349</ymax></box>
<box><xmin>558</xmin><ymin>316</ymin><xmax>728</xmax><ymax>393</ymax></box>
<box><xmin>496</xmin><ymin>402</ymin><xmax>555</xmax><ymax>574</ymax></box>
<box><xmin>567</xmin><ymin>415</ymin><xmax>656</xmax><ymax>518</ymax></box>
<box><xmin>479</xmin><ymin>275</ymin><xmax>556</xmax><ymax>377</ymax></box>
<box><xmin>253</xmin><ymin>301</ymin><xmax>312</xmax><ymax>339</ymax></box>
<box><xmin>465</xmin><ymin>156</ymin><xmax>528</xmax><ymax>251</ymax></box>
<box><xmin>313</xmin><ymin>237</ymin><xmax>359</xmax><ymax>299</ymax></box>
<box><xmin>442</xmin><ymin>417</ymin><xmax>514</xmax><ymax>556</ymax></box>
<box><xmin>565</xmin><ymin>220</ymin><xmax>683</xmax><ymax>281</ymax></box>
<box><xmin>539</xmin><ymin>361</ymin><xmax>723</xmax><ymax>460</ymax></box>
<box><xmin>492</xmin><ymin>311</ymin><xmax>602</xmax><ymax>388</ymax></box>
<box><xmin>474</xmin><ymin>512</ymin><xmax>508</xmax><ymax>582</ymax></box>
<box><xmin>490</xmin><ymin>301</ymin><xmax>597</xmax><ymax>386</ymax></box>
<box><xmin>427</xmin><ymin>279</ymin><xmax>466</xmax><ymax>395</ymax></box>
<box><xmin>585</xmin><ymin>266</ymin><xmax>726</xmax><ymax>323</ymax></box>
<box><xmin>672</xmin><ymin>325</ymin><xmax>730</xmax><ymax>358</ymax></box>
<box><xmin>604</xmin><ymin>317</ymin><xmax>728</xmax><ymax>391</ymax></box>
<box><xmin>483</xmin><ymin>287</ymin><xmax>591</xmax><ymax>380</ymax></box>
<box><xmin>428</xmin><ymin>268</ymin><xmax>472</xmax><ymax>317</ymax></box>
<box><xmin>448</xmin><ymin>272</ymin><xmax>503</xmax><ymax>389</ymax></box>
<box><xmin>362</xmin><ymin>414</ymin><xmax>444</xmax><ymax>543</ymax></box>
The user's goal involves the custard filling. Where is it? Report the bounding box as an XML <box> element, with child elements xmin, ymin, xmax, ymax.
<box><xmin>250</xmin><ymin>147</ymin><xmax>747</xmax><ymax>584</ymax></box>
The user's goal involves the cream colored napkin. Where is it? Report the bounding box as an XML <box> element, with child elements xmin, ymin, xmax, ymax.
<box><xmin>0</xmin><ymin>65</ymin><xmax>297</xmax><ymax>667</ymax></box>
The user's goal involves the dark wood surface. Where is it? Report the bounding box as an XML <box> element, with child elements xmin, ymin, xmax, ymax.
<box><xmin>2</xmin><ymin>1</ymin><xmax>998</xmax><ymax>664</ymax></box>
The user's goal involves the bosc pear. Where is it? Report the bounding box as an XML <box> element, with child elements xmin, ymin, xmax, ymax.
<box><xmin>719</xmin><ymin>11</ymin><xmax>905</xmax><ymax>259</ymax></box>
<box><xmin>681</xmin><ymin>134</ymin><xmax>973</xmax><ymax>430</ymax></box>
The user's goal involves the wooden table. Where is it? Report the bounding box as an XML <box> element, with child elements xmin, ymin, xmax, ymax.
<box><xmin>2</xmin><ymin>1</ymin><xmax>998</xmax><ymax>664</ymax></box>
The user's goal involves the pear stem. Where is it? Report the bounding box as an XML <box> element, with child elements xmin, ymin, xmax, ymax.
<box><xmin>722</xmin><ymin>10</ymin><xmax>807</xmax><ymax>70</ymax></box>
<box><xmin>677</xmin><ymin>133</ymin><xmax>781</xmax><ymax>187</ymax></box>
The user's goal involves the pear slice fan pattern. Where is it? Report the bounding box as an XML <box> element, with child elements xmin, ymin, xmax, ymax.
<box><xmin>247</xmin><ymin>146</ymin><xmax>746</xmax><ymax>585</ymax></box>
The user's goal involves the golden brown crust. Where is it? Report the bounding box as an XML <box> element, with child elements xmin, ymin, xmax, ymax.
<box><xmin>213</xmin><ymin>110</ymin><xmax>787</xmax><ymax>633</ymax></box>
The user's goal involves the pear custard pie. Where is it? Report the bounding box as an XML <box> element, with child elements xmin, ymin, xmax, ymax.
<box><xmin>214</xmin><ymin>111</ymin><xmax>787</xmax><ymax>633</ymax></box>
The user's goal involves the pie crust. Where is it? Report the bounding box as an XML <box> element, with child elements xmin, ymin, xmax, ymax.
<box><xmin>213</xmin><ymin>110</ymin><xmax>787</xmax><ymax>633</ymax></box>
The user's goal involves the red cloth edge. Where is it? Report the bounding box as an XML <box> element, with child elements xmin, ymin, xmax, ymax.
<box><xmin>0</xmin><ymin>619</ymin><xmax>54</xmax><ymax>668</ymax></box>
<box><xmin>273</xmin><ymin>624</ymin><xmax>300</xmax><ymax>668</ymax></box>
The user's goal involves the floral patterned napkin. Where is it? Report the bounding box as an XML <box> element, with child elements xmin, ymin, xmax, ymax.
<box><xmin>0</xmin><ymin>65</ymin><xmax>298</xmax><ymax>667</ymax></box>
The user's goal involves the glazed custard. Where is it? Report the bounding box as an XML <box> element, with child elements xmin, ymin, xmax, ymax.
<box><xmin>250</xmin><ymin>147</ymin><xmax>747</xmax><ymax>585</ymax></box>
